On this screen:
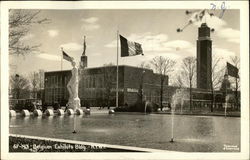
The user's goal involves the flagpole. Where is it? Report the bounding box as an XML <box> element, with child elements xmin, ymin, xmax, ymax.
<box><xmin>116</xmin><ymin>30</ymin><xmax>119</xmax><ymax>108</ymax></box>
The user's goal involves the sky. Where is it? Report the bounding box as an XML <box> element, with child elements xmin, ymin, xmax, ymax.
<box><xmin>9</xmin><ymin>9</ymin><xmax>240</xmax><ymax>78</ymax></box>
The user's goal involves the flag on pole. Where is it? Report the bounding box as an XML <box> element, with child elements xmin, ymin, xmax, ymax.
<box><xmin>227</xmin><ymin>62</ymin><xmax>239</xmax><ymax>78</ymax></box>
<box><xmin>120</xmin><ymin>35</ymin><xmax>143</xmax><ymax>57</ymax></box>
<box><xmin>62</xmin><ymin>50</ymin><xmax>73</xmax><ymax>62</ymax></box>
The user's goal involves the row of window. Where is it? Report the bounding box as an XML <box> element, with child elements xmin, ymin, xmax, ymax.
<box><xmin>45</xmin><ymin>88</ymin><xmax>68</xmax><ymax>103</ymax></box>
<box><xmin>81</xmin><ymin>75</ymin><xmax>106</xmax><ymax>89</ymax></box>
<box><xmin>46</xmin><ymin>75</ymin><xmax>108</xmax><ymax>89</ymax></box>
<box><xmin>45</xmin><ymin>75</ymin><xmax>68</xmax><ymax>88</ymax></box>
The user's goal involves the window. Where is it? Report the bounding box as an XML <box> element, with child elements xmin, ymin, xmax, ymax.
<box><xmin>93</xmin><ymin>77</ymin><xmax>96</xmax><ymax>88</ymax></box>
<box><xmin>89</xmin><ymin>77</ymin><xmax>92</xmax><ymax>88</ymax></box>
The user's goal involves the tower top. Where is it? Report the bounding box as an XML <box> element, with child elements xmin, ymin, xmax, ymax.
<box><xmin>82</xmin><ymin>36</ymin><xmax>86</xmax><ymax>56</ymax></box>
<box><xmin>80</xmin><ymin>36</ymin><xmax>88</xmax><ymax>68</ymax></box>
<box><xmin>198</xmin><ymin>23</ymin><xmax>211</xmax><ymax>40</ymax></box>
<box><xmin>201</xmin><ymin>23</ymin><xmax>209</xmax><ymax>28</ymax></box>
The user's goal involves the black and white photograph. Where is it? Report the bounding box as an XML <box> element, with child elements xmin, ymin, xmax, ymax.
<box><xmin>1</xmin><ymin>1</ymin><xmax>249</xmax><ymax>160</ymax></box>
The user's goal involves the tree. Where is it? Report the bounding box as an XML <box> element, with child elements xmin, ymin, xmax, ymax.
<box><xmin>230</xmin><ymin>55</ymin><xmax>240</xmax><ymax>110</ymax></box>
<box><xmin>102</xmin><ymin>63</ymin><xmax>116</xmax><ymax>108</ymax></box>
<box><xmin>138</xmin><ymin>61</ymin><xmax>151</xmax><ymax>70</ymax></box>
<box><xmin>150</xmin><ymin>56</ymin><xmax>176</xmax><ymax>111</ymax></box>
<box><xmin>28</xmin><ymin>70</ymin><xmax>45</xmax><ymax>99</ymax></box>
<box><xmin>175</xmin><ymin>74</ymin><xmax>185</xmax><ymax>88</ymax></box>
<box><xmin>212</xmin><ymin>56</ymin><xmax>225</xmax><ymax>90</ymax></box>
<box><xmin>10</xmin><ymin>74</ymin><xmax>31</xmax><ymax>99</ymax></box>
<box><xmin>211</xmin><ymin>56</ymin><xmax>225</xmax><ymax>112</ymax></box>
<box><xmin>179</xmin><ymin>56</ymin><xmax>196</xmax><ymax>111</ymax></box>
<box><xmin>29</xmin><ymin>72</ymin><xmax>39</xmax><ymax>99</ymax></box>
<box><xmin>9</xmin><ymin>10</ymin><xmax>50</xmax><ymax>55</ymax></box>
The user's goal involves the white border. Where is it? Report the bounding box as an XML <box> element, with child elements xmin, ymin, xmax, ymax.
<box><xmin>1</xmin><ymin>1</ymin><xmax>249</xmax><ymax>160</ymax></box>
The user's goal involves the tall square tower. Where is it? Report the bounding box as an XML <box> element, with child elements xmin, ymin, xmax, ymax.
<box><xmin>197</xmin><ymin>23</ymin><xmax>212</xmax><ymax>90</ymax></box>
<box><xmin>80</xmin><ymin>36</ymin><xmax>87</xmax><ymax>69</ymax></box>
<box><xmin>81</xmin><ymin>55</ymin><xmax>87</xmax><ymax>68</ymax></box>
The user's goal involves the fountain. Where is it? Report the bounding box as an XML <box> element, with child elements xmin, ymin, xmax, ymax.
<box><xmin>224</xmin><ymin>94</ymin><xmax>231</xmax><ymax>118</ymax></box>
<box><xmin>169</xmin><ymin>88</ymin><xmax>188</xmax><ymax>142</ymax></box>
<box><xmin>170</xmin><ymin>99</ymin><xmax>176</xmax><ymax>143</ymax></box>
<box><xmin>144</xmin><ymin>101</ymin><xmax>148</xmax><ymax>114</ymax></box>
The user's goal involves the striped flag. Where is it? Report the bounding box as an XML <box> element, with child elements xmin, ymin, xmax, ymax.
<box><xmin>120</xmin><ymin>35</ymin><xmax>143</xmax><ymax>57</ymax></box>
<box><xmin>227</xmin><ymin>62</ymin><xmax>239</xmax><ymax>78</ymax></box>
<box><xmin>62</xmin><ymin>50</ymin><xmax>73</xmax><ymax>62</ymax></box>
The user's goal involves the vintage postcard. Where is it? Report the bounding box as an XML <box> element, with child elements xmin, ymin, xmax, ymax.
<box><xmin>1</xmin><ymin>1</ymin><xmax>249</xmax><ymax>160</ymax></box>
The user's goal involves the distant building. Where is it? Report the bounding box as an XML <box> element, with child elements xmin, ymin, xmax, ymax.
<box><xmin>44</xmin><ymin>65</ymin><xmax>168</xmax><ymax>107</ymax></box>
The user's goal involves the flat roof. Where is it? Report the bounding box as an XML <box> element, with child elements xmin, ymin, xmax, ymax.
<box><xmin>45</xmin><ymin>65</ymin><xmax>153</xmax><ymax>74</ymax></box>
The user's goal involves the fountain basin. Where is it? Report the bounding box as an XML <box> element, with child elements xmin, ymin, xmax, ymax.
<box><xmin>9</xmin><ymin>113</ymin><xmax>240</xmax><ymax>152</ymax></box>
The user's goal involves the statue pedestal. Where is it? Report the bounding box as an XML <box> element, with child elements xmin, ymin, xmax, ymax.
<box><xmin>68</xmin><ymin>97</ymin><xmax>81</xmax><ymax>111</ymax></box>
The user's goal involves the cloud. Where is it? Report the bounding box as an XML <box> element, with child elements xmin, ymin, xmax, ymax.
<box><xmin>210</xmin><ymin>47</ymin><xmax>238</xmax><ymax>70</ymax></box>
<box><xmin>81</xmin><ymin>17</ymin><xmax>98</xmax><ymax>24</ymax></box>
<box><xmin>191</xmin><ymin>11</ymin><xmax>227</xmax><ymax>30</ymax></box>
<box><xmin>48</xmin><ymin>30</ymin><xmax>59</xmax><ymax>37</ymax></box>
<box><xmin>184</xmin><ymin>47</ymin><xmax>196</xmax><ymax>56</ymax></box>
<box><xmin>105</xmin><ymin>33</ymin><xmax>194</xmax><ymax>52</ymax></box>
<box><xmin>104</xmin><ymin>40</ymin><xmax>116</xmax><ymax>48</ymax></box>
<box><xmin>213</xmin><ymin>47</ymin><xmax>237</xmax><ymax>57</ymax></box>
<box><xmin>60</xmin><ymin>42</ymin><xmax>82</xmax><ymax>51</ymax></box>
<box><xmin>20</xmin><ymin>33</ymin><xmax>34</xmax><ymax>41</ymax></box>
<box><xmin>131</xmin><ymin>33</ymin><xmax>169</xmax><ymax>52</ymax></box>
<box><xmin>81</xmin><ymin>17</ymin><xmax>100</xmax><ymax>31</ymax></box>
<box><xmin>82</xmin><ymin>24</ymin><xmax>100</xmax><ymax>31</ymax></box>
<box><xmin>105</xmin><ymin>33</ymin><xmax>195</xmax><ymax>60</ymax></box>
<box><xmin>216</xmin><ymin>28</ymin><xmax>240</xmax><ymax>43</ymax></box>
<box><xmin>37</xmin><ymin>53</ymin><xmax>60</xmax><ymax>61</ymax></box>
<box><xmin>163</xmin><ymin>40</ymin><xmax>193</xmax><ymax>51</ymax></box>
<box><xmin>105</xmin><ymin>32</ymin><xmax>169</xmax><ymax>52</ymax></box>
<box><xmin>189</xmin><ymin>11</ymin><xmax>240</xmax><ymax>44</ymax></box>
<box><xmin>153</xmin><ymin>53</ymin><xmax>182</xmax><ymax>60</ymax></box>
<box><xmin>90</xmin><ymin>52</ymin><xmax>102</xmax><ymax>56</ymax></box>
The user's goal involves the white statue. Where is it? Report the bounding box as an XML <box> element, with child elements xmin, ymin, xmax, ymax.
<box><xmin>67</xmin><ymin>59</ymin><xmax>81</xmax><ymax>110</ymax></box>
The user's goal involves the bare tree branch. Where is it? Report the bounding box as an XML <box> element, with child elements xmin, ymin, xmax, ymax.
<box><xmin>178</xmin><ymin>56</ymin><xmax>196</xmax><ymax>111</ymax></box>
<box><xmin>10</xmin><ymin>74</ymin><xmax>31</xmax><ymax>99</ymax></box>
<box><xmin>212</xmin><ymin>56</ymin><xmax>225</xmax><ymax>90</ymax></box>
<box><xmin>179</xmin><ymin>56</ymin><xmax>196</xmax><ymax>88</ymax></box>
<box><xmin>9</xmin><ymin>9</ymin><xmax>50</xmax><ymax>55</ymax></box>
<box><xmin>138</xmin><ymin>61</ymin><xmax>151</xmax><ymax>70</ymax></box>
<box><xmin>150</xmin><ymin>56</ymin><xmax>176</xmax><ymax>110</ymax></box>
